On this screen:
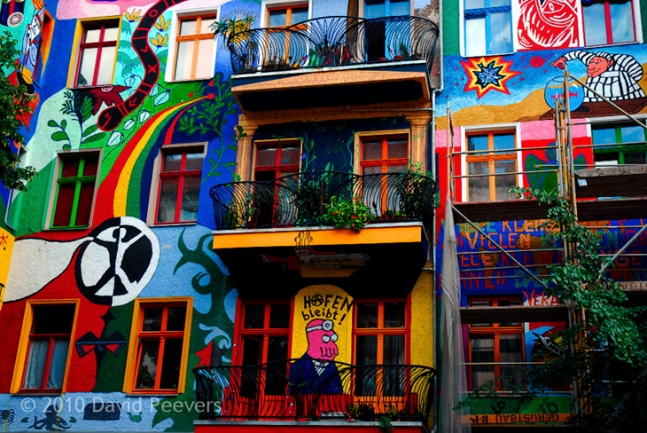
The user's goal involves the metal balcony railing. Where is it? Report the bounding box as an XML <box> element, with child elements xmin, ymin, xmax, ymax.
<box><xmin>226</xmin><ymin>16</ymin><xmax>439</xmax><ymax>75</ymax></box>
<box><xmin>209</xmin><ymin>171</ymin><xmax>436</xmax><ymax>230</ymax></box>
<box><xmin>194</xmin><ymin>360</ymin><xmax>436</xmax><ymax>421</ymax></box>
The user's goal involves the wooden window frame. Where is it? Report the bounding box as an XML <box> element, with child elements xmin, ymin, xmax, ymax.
<box><xmin>154</xmin><ymin>146</ymin><xmax>204</xmax><ymax>225</ymax></box>
<box><xmin>11</xmin><ymin>300</ymin><xmax>80</xmax><ymax>394</ymax></box>
<box><xmin>463</xmin><ymin>0</ymin><xmax>513</xmax><ymax>57</ymax></box>
<box><xmin>172</xmin><ymin>14</ymin><xmax>217</xmax><ymax>81</ymax></box>
<box><xmin>124</xmin><ymin>298</ymin><xmax>193</xmax><ymax>394</ymax></box>
<box><xmin>234</xmin><ymin>300</ymin><xmax>292</xmax><ymax>366</ymax></box>
<box><xmin>49</xmin><ymin>151</ymin><xmax>100</xmax><ymax>229</ymax></box>
<box><xmin>465</xmin><ymin>130</ymin><xmax>517</xmax><ymax>202</ymax></box>
<box><xmin>359</xmin><ymin>134</ymin><xmax>409</xmax><ymax>175</ymax></box>
<box><xmin>253</xmin><ymin>139</ymin><xmax>301</xmax><ymax>181</ymax></box>
<box><xmin>583</xmin><ymin>0</ymin><xmax>637</xmax><ymax>46</ymax></box>
<box><xmin>72</xmin><ymin>19</ymin><xmax>120</xmax><ymax>87</ymax></box>
<box><xmin>467</xmin><ymin>296</ymin><xmax>525</xmax><ymax>392</ymax></box>
<box><xmin>591</xmin><ymin>122</ymin><xmax>647</xmax><ymax>166</ymax></box>
<box><xmin>266</xmin><ymin>4</ymin><xmax>309</xmax><ymax>27</ymax></box>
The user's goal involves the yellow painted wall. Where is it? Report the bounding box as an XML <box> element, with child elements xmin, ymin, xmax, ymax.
<box><xmin>410</xmin><ymin>267</ymin><xmax>434</xmax><ymax>367</ymax></box>
<box><xmin>291</xmin><ymin>285</ymin><xmax>354</xmax><ymax>365</ymax></box>
<box><xmin>0</xmin><ymin>228</ymin><xmax>15</xmax><ymax>311</ymax></box>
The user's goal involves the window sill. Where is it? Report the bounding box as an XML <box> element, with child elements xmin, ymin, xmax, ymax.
<box><xmin>67</xmin><ymin>84</ymin><xmax>115</xmax><ymax>90</ymax></box>
<box><xmin>583</xmin><ymin>41</ymin><xmax>640</xmax><ymax>50</ymax></box>
<box><xmin>46</xmin><ymin>226</ymin><xmax>91</xmax><ymax>231</ymax></box>
<box><xmin>150</xmin><ymin>221</ymin><xmax>197</xmax><ymax>228</ymax></box>
<box><xmin>166</xmin><ymin>77</ymin><xmax>212</xmax><ymax>83</ymax></box>
<box><xmin>462</xmin><ymin>50</ymin><xmax>515</xmax><ymax>59</ymax></box>
<box><xmin>125</xmin><ymin>392</ymin><xmax>180</xmax><ymax>397</ymax></box>
<box><xmin>14</xmin><ymin>390</ymin><xmax>64</xmax><ymax>396</ymax></box>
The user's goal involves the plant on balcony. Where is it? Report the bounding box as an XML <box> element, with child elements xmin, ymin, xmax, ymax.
<box><xmin>211</xmin><ymin>12</ymin><xmax>255</xmax><ymax>45</ymax></box>
<box><xmin>322</xmin><ymin>196</ymin><xmax>376</xmax><ymax>232</ymax></box>
<box><xmin>396</xmin><ymin>162</ymin><xmax>435</xmax><ymax>221</ymax></box>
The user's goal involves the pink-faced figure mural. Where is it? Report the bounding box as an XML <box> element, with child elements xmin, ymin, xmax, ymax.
<box><xmin>289</xmin><ymin>319</ymin><xmax>343</xmax><ymax>394</ymax></box>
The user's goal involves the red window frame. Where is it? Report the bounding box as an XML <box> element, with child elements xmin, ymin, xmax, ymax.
<box><xmin>20</xmin><ymin>304</ymin><xmax>76</xmax><ymax>393</ymax></box>
<box><xmin>234</xmin><ymin>301</ymin><xmax>292</xmax><ymax>366</ymax></box>
<box><xmin>155</xmin><ymin>147</ymin><xmax>203</xmax><ymax>224</ymax></box>
<box><xmin>74</xmin><ymin>20</ymin><xmax>119</xmax><ymax>87</ymax></box>
<box><xmin>132</xmin><ymin>303</ymin><xmax>187</xmax><ymax>393</ymax></box>
<box><xmin>51</xmin><ymin>152</ymin><xmax>99</xmax><ymax>229</ymax></box>
<box><xmin>253</xmin><ymin>141</ymin><xmax>301</xmax><ymax>181</ymax></box>
<box><xmin>467</xmin><ymin>296</ymin><xmax>525</xmax><ymax>391</ymax></box>
<box><xmin>583</xmin><ymin>0</ymin><xmax>636</xmax><ymax>45</ymax></box>
<box><xmin>352</xmin><ymin>299</ymin><xmax>410</xmax><ymax>365</ymax></box>
<box><xmin>359</xmin><ymin>135</ymin><xmax>409</xmax><ymax>175</ymax></box>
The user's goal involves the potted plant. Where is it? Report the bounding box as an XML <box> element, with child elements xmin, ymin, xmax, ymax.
<box><xmin>346</xmin><ymin>403</ymin><xmax>359</xmax><ymax>420</ymax></box>
<box><xmin>321</xmin><ymin>196</ymin><xmax>376</xmax><ymax>232</ymax></box>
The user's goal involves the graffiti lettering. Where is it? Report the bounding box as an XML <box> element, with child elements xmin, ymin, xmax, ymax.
<box><xmin>301</xmin><ymin>294</ymin><xmax>352</xmax><ymax>325</ymax></box>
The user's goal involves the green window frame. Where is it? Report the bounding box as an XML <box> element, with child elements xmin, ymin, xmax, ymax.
<box><xmin>51</xmin><ymin>153</ymin><xmax>99</xmax><ymax>229</ymax></box>
<box><xmin>592</xmin><ymin>123</ymin><xmax>647</xmax><ymax>166</ymax></box>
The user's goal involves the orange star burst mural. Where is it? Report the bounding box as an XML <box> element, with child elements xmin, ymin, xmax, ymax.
<box><xmin>461</xmin><ymin>56</ymin><xmax>521</xmax><ymax>98</ymax></box>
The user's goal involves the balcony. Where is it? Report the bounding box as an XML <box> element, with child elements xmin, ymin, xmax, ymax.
<box><xmin>225</xmin><ymin>16</ymin><xmax>439</xmax><ymax>112</ymax></box>
<box><xmin>209</xmin><ymin>172</ymin><xmax>436</xmax><ymax>298</ymax></box>
<box><xmin>194</xmin><ymin>360</ymin><xmax>435</xmax><ymax>427</ymax></box>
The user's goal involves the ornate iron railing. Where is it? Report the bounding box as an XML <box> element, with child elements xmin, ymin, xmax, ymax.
<box><xmin>226</xmin><ymin>16</ymin><xmax>439</xmax><ymax>75</ymax></box>
<box><xmin>194</xmin><ymin>360</ymin><xmax>436</xmax><ymax>421</ymax></box>
<box><xmin>209</xmin><ymin>171</ymin><xmax>436</xmax><ymax>230</ymax></box>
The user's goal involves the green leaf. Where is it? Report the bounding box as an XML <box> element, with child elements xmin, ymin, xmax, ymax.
<box><xmin>51</xmin><ymin>131</ymin><xmax>69</xmax><ymax>142</ymax></box>
<box><xmin>83</xmin><ymin>124</ymin><xmax>99</xmax><ymax>137</ymax></box>
<box><xmin>47</xmin><ymin>120</ymin><xmax>58</xmax><ymax>128</ymax></box>
<box><xmin>82</xmin><ymin>133</ymin><xmax>107</xmax><ymax>144</ymax></box>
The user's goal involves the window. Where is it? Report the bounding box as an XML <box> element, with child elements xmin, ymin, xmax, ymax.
<box><xmin>468</xmin><ymin>297</ymin><xmax>524</xmax><ymax>391</ymax></box>
<box><xmin>267</xmin><ymin>4</ymin><xmax>308</xmax><ymax>27</ymax></box>
<box><xmin>254</xmin><ymin>140</ymin><xmax>301</xmax><ymax>182</ymax></box>
<box><xmin>360</xmin><ymin>135</ymin><xmax>408</xmax><ymax>175</ymax></box>
<box><xmin>265</xmin><ymin>4</ymin><xmax>308</xmax><ymax>67</ymax></box>
<box><xmin>12</xmin><ymin>301</ymin><xmax>78</xmax><ymax>393</ymax></box>
<box><xmin>125</xmin><ymin>299</ymin><xmax>193</xmax><ymax>394</ymax></box>
<box><xmin>465</xmin><ymin>131</ymin><xmax>517</xmax><ymax>202</ymax></box>
<box><xmin>592</xmin><ymin>123</ymin><xmax>647</xmax><ymax>166</ymax></box>
<box><xmin>73</xmin><ymin>19</ymin><xmax>119</xmax><ymax>87</ymax></box>
<box><xmin>172</xmin><ymin>14</ymin><xmax>217</xmax><ymax>81</ymax></box>
<box><xmin>364</xmin><ymin>0</ymin><xmax>410</xmax><ymax>18</ymax></box>
<box><xmin>50</xmin><ymin>152</ymin><xmax>99</xmax><ymax>229</ymax></box>
<box><xmin>584</xmin><ymin>0</ymin><xmax>636</xmax><ymax>46</ymax></box>
<box><xmin>354</xmin><ymin>300</ymin><xmax>407</xmax><ymax>396</ymax></box>
<box><xmin>463</xmin><ymin>0</ymin><xmax>512</xmax><ymax>57</ymax></box>
<box><xmin>155</xmin><ymin>147</ymin><xmax>204</xmax><ymax>224</ymax></box>
<box><xmin>237</xmin><ymin>302</ymin><xmax>291</xmax><ymax>396</ymax></box>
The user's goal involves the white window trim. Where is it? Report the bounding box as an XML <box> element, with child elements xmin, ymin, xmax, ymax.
<box><xmin>460</xmin><ymin>123</ymin><xmax>521</xmax><ymax>203</ymax></box>
<box><xmin>459</xmin><ymin>0</ymin><xmax>518</xmax><ymax>58</ymax></box>
<box><xmin>581</xmin><ymin>0</ymin><xmax>644</xmax><ymax>47</ymax></box>
<box><xmin>260</xmin><ymin>0</ymin><xmax>313</xmax><ymax>29</ymax></box>
<box><xmin>146</xmin><ymin>143</ymin><xmax>207</xmax><ymax>226</ymax></box>
<box><xmin>164</xmin><ymin>6</ymin><xmax>220</xmax><ymax>83</ymax></box>
<box><xmin>45</xmin><ymin>149</ymin><xmax>102</xmax><ymax>230</ymax></box>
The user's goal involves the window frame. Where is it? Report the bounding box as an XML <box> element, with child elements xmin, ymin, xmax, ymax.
<box><xmin>124</xmin><ymin>297</ymin><xmax>193</xmax><ymax>395</ymax></box>
<box><xmin>260</xmin><ymin>0</ymin><xmax>312</xmax><ymax>31</ymax></box>
<box><xmin>353</xmin><ymin>129</ymin><xmax>411</xmax><ymax>175</ymax></box>
<box><xmin>590</xmin><ymin>120</ymin><xmax>647</xmax><ymax>166</ymax></box>
<box><xmin>467</xmin><ymin>296</ymin><xmax>525</xmax><ymax>392</ymax></box>
<box><xmin>461</xmin><ymin>125</ymin><xmax>521</xmax><ymax>203</ymax></box>
<box><xmin>47</xmin><ymin>150</ymin><xmax>101</xmax><ymax>230</ymax></box>
<box><xmin>172</xmin><ymin>13</ymin><xmax>217</xmax><ymax>81</ymax></box>
<box><xmin>461</xmin><ymin>0</ymin><xmax>514</xmax><ymax>57</ymax></box>
<box><xmin>253</xmin><ymin>139</ymin><xmax>302</xmax><ymax>181</ymax></box>
<box><xmin>359</xmin><ymin>134</ymin><xmax>409</xmax><ymax>175</ymax></box>
<box><xmin>68</xmin><ymin>17</ymin><xmax>121</xmax><ymax>88</ymax></box>
<box><xmin>583</xmin><ymin>0</ymin><xmax>640</xmax><ymax>47</ymax></box>
<box><xmin>359</xmin><ymin>0</ymin><xmax>413</xmax><ymax>18</ymax></box>
<box><xmin>11</xmin><ymin>299</ymin><xmax>80</xmax><ymax>394</ymax></box>
<box><xmin>147</xmin><ymin>143</ymin><xmax>205</xmax><ymax>226</ymax></box>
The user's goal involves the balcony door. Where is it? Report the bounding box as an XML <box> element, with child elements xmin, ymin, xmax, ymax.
<box><xmin>363</xmin><ymin>0</ymin><xmax>411</xmax><ymax>61</ymax></box>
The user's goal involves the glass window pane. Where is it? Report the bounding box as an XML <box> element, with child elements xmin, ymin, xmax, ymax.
<box><xmin>96</xmin><ymin>46</ymin><xmax>116</xmax><ymax>85</ymax></box>
<box><xmin>77</xmin><ymin>47</ymin><xmax>98</xmax><ymax>86</ymax></box>
<box><xmin>464</xmin><ymin>0</ymin><xmax>484</xmax><ymax>10</ymax></box>
<box><xmin>490</xmin><ymin>11</ymin><xmax>512</xmax><ymax>54</ymax></box>
<box><xmin>135</xmin><ymin>340</ymin><xmax>159</xmax><ymax>389</ymax></box>
<box><xmin>595</xmin><ymin>152</ymin><xmax>620</xmax><ymax>166</ymax></box>
<box><xmin>157</xmin><ymin>178</ymin><xmax>179</xmax><ymax>222</ymax></box>
<box><xmin>24</xmin><ymin>340</ymin><xmax>48</xmax><ymax>388</ymax></box>
<box><xmin>471</xmin><ymin>336</ymin><xmax>494</xmax><ymax>389</ymax></box>
<box><xmin>387</xmin><ymin>139</ymin><xmax>407</xmax><ymax>159</ymax></box>
<box><xmin>76</xmin><ymin>182</ymin><xmax>95</xmax><ymax>226</ymax></box>
<box><xmin>270</xmin><ymin>304</ymin><xmax>290</xmax><ymax>328</ymax></box>
<box><xmin>196</xmin><ymin>39</ymin><xmax>215</xmax><ymax>78</ymax></box>
<box><xmin>356</xmin><ymin>303</ymin><xmax>378</xmax><ymax>328</ymax></box>
<box><xmin>493</xmin><ymin>133</ymin><xmax>515</xmax><ymax>151</ymax></box>
<box><xmin>292</xmin><ymin>7</ymin><xmax>309</xmax><ymax>24</ymax></box>
<box><xmin>84</xmin><ymin>28</ymin><xmax>101</xmax><ymax>43</ymax></box>
<box><xmin>167</xmin><ymin>306</ymin><xmax>187</xmax><ymax>331</ymax></box>
<box><xmin>185</xmin><ymin>152</ymin><xmax>203</xmax><ymax>171</ymax></box>
<box><xmin>103</xmin><ymin>25</ymin><xmax>119</xmax><ymax>42</ymax></box>
<box><xmin>384</xmin><ymin>335</ymin><xmax>404</xmax><ymax>364</ymax></box>
<box><xmin>53</xmin><ymin>184</ymin><xmax>75</xmax><ymax>227</ymax></box>
<box><xmin>363</xmin><ymin>140</ymin><xmax>382</xmax><ymax>160</ymax></box>
<box><xmin>266</xmin><ymin>337</ymin><xmax>289</xmax><ymax>395</ymax></box>
<box><xmin>364</xmin><ymin>0</ymin><xmax>386</xmax><ymax>18</ymax></box>
<box><xmin>245</xmin><ymin>304</ymin><xmax>265</xmax><ymax>328</ymax></box>
<box><xmin>200</xmin><ymin>17</ymin><xmax>216</xmax><ymax>34</ymax></box>
<box><xmin>625</xmin><ymin>152</ymin><xmax>647</xmax><ymax>165</ymax></box>
<box><xmin>269</xmin><ymin>9</ymin><xmax>287</xmax><ymax>27</ymax></box>
<box><xmin>33</xmin><ymin>305</ymin><xmax>75</xmax><ymax>334</ymax></box>
<box><xmin>584</xmin><ymin>3</ymin><xmax>607</xmax><ymax>46</ymax></box>
<box><xmin>494</xmin><ymin>159</ymin><xmax>516</xmax><ymax>200</ymax></box>
<box><xmin>174</xmin><ymin>41</ymin><xmax>194</xmax><ymax>80</ymax></box>
<box><xmin>384</xmin><ymin>302</ymin><xmax>405</xmax><ymax>328</ymax></box>
<box><xmin>180</xmin><ymin>18</ymin><xmax>197</xmax><ymax>36</ymax></box>
<box><xmin>180</xmin><ymin>175</ymin><xmax>199</xmax><ymax>221</ymax></box>
<box><xmin>468</xmin><ymin>135</ymin><xmax>488</xmax><ymax>152</ymax></box>
<box><xmin>593</xmin><ymin>127</ymin><xmax>617</xmax><ymax>145</ymax></box>
<box><xmin>47</xmin><ymin>340</ymin><xmax>70</xmax><ymax>389</ymax></box>
<box><xmin>281</xmin><ymin>146</ymin><xmax>300</xmax><ymax>165</ymax></box>
<box><xmin>257</xmin><ymin>148</ymin><xmax>277</xmax><ymax>166</ymax></box>
<box><xmin>143</xmin><ymin>307</ymin><xmax>163</xmax><ymax>331</ymax></box>
<box><xmin>83</xmin><ymin>156</ymin><xmax>98</xmax><ymax>176</ymax></box>
<box><xmin>620</xmin><ymin>125</ymin><xmax>645</xmax><ymax>143</ymax></box>
<box><xmin>164</xmin><ymin>154</ymin><xmax>183</xmax><ymax>172</ymax></box>
<box><xmin>267</xmin><ymin>336</ymin><xmax>288</xmax><ymax>362</ymax></box>
<box><xmin>389</xmin><ymin>0</ymin><xmax>410</xmax><ymax>16</ymax></box>
<box><xmin>465</xmin><ymin>17</ymin><xmax>486</xmax><ymax>57</ymax></box>
<box><xmin>61</xmin><ymin>158</ymin><xmax>80</xmax><ymax>178</ymax></box>
<box><xmin>159</xmin><ymin>338</ymin><xmax>183</xmax><ymax>389</ymax></box>
<box><xmin>490</xmin><ymin>0</ymin><xmax>510</xmax><ymax>6</ymax></box>
<box><xmin>610</xmin><ymin>1</ymin><xmax>634</xmax><ymax>43</ymax></box>
<box><xmin>468</xmin><ymin>161</ymin><xmax>490</xmax><ymax>202</ymax></box>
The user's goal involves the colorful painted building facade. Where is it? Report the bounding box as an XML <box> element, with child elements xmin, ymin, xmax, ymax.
<box><xmin>436</xmin><ymin>0</ymin><xmax>647</xmax><ymax>430</ymax></box>
<box><xmin>0</xmin><ymin>0</ymin><xmax>440</xmax><ymax>432</ymax></box>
